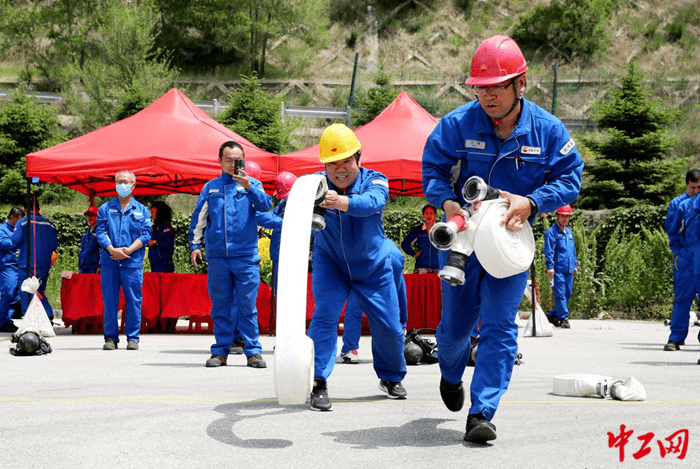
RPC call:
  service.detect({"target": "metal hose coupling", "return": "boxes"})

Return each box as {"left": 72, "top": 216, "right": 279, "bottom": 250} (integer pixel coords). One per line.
{"left": 429, "top": 213, "right": 469, "bottom": 251}
{"left": 462, "top": 175, "right": 500, "bottom": 204}
{"left": 311, "top": 177, "right": 329, "bottom": 231}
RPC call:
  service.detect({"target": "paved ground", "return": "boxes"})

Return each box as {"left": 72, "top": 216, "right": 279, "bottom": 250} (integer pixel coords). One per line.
{"left": 1, "top": 317, "right": 699, "bottom": 469}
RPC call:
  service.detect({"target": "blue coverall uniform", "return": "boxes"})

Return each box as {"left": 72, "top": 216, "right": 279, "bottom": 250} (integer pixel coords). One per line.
{"left": 422, "top": 97, "right": 583, "bottom": 420}
{"left": 0, "top": 221, "right": 20, "bottom": 327}
{"left": 149, "top": 222, "right": 175, "bottom": 273}
{"left": 544, "top": 223, "right": 578, "bottom": 322}
{"left": 401, "top": 223, "right": 440, "bottom": 271}
{"left": 12, "top": 213, "right": 59, "bottom": 319}
{"left": 189, "top": 172, "right": 272, "bottom": 358}
{"left": 78, "top": 226, "right": 101, "bottom": 274}
{"left": 340, "top": 240, "right": 408, "bottom": 355}
{"left": 96, "top": 197, "right": 151, "bottom": 344}
{"left": 666, "top": 194, "right": 700, "bottom": 345}
{"left": 309, "top": 167, "right": 407, "bottom": 383}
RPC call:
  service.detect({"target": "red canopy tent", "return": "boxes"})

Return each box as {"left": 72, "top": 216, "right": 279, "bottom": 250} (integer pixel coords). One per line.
{"left": 26, "top": 88, "right": 279, "bottom": 197}
{"left": 278, "top": 91, "right": 438, "bottom": 197}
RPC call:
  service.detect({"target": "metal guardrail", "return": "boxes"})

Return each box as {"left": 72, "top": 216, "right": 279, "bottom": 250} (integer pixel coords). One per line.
{"left": 1, "top": 89, "right": 595, "bottom": 130}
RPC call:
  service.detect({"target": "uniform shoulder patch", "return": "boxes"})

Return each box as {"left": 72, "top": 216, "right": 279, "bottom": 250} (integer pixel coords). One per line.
{"left": 371, "top": 179, "right": 389, "bottom": 188}
{"left": 465, "top": 139, "right": 486, "bottom": 150}
{"left": 560, "top": 138, "right": 575, "bottom": 155}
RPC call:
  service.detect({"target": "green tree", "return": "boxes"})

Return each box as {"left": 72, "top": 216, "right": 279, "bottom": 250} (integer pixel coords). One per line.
{"left": 61, "top": 0, "right": 176, "bottom": 131}
{"left": 0, "top": 87, "right": 67, "bottom": 205}
{"left": 217, "top": 74, "right": 299, "bottom": 154}
{"left": 512, "top": 0, "right": 616, "bottom": 64}
{"left": 579, "top": 62, "right": 685, "bottom": 209}
{"left": 351, "top": 69, "right": 398, "bottom": 127}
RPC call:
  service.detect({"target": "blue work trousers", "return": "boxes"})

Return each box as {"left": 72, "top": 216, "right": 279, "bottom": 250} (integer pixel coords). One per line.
{"left": 101, "top": 265, "right": 143, "bottom": 343}
{"left": 548, "top": 271, "right": 573, "bottom": 321}
{"left": 207, "top": 256, "right": 262, "bottom": 358}
{"left": 309, "top": 252, "right": 406, "bottom": 383}
{"left": 19, "top": 268, "right": 54, "bottom": 320}
{"left": 669, "top": 252, "right": 698, "bottom": 343}
{"left": 0, "top": 267, "right": 18, "bottom": 326}
{"left": 437, "top": 256, "right": 526, "bottom": 421}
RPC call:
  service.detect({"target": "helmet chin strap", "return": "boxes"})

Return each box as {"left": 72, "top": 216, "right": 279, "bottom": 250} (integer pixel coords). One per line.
{"left": 492, "top": 84, "right": 522, "bottom": 138}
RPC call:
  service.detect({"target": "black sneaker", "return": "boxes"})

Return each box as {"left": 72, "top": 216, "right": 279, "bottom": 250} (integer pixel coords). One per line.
{"left": 310, "top": 378, "right": 332, "bottom": 411}
{"left": 439, "top": 377, "right": 464, "bottom": 412}
{"left": 464, "top": 413, "right": 497, "bottom": 443}
{"left": 664, "top": 340, "right": 680, "bottom": 351}
{"left": 230, "top": 339, "right": 244, "bottom": 355}
{"left": 560, "top": 318, "right": 570, "bottom": 329}
{"left": 548, "top": 316, "right": 560, "bottom": 327}
{"left": 379, "top": 380, "right": 407, "bottom": 399}
{"left": 0, "top": 321, "right": 19, "bottom": 333}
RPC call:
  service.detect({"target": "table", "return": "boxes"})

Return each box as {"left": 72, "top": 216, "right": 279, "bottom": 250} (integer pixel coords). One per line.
{"left": 61, "top": 272, "right": 441, "bottom": 335}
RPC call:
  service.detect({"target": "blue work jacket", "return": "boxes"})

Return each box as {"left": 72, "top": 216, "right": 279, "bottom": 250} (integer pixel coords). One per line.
{"left": 666, "top": 193, "right": 691, "bottom": 257}
{"left": 671, "top": 195, "right": 700, "bottom": 274}
{"left": 544, "top": 224, "right": 577, "bottom": 274}
{"left": 401, "top": 223, "right": 439, "bottom": 270}
{"left": 0, "top": 221, "right": 19, "bottom": 268}
{"left": 149, "top": 222, "right": 175, "bottom": 272}
{"left": 78, "top": 227, "right": 101, "bottom": 273}
{"left": 12, "top": 213, "right": 59, "bottom": 271}
{"left": 422, "top": 98, "right": 583, "bottom": 217}
{"left": 312, "top": 167, "right": 391, "bottom": 279}
{"left": 189, "top": 172, "right": 272, "bottom": 259}
{"left": 256, "top": 198, "right": 286, "bottom": 261}
{"left": 96, "top": 197, "right": 152, "bottom": 268}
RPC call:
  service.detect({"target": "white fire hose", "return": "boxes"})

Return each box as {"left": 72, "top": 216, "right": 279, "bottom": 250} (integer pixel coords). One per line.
{"left": 273, "top": 174, "right": 327, "bottom": 405}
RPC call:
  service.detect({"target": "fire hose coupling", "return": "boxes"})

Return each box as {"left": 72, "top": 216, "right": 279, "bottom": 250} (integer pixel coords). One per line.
{"left": 462, "top": 175, "right": 500, "bottom": 204}
{"left": 311, "top": 177, "right": 329, "bottom": 231}
{"left": 428, "top": 212, "right": 469, "bottom": 251}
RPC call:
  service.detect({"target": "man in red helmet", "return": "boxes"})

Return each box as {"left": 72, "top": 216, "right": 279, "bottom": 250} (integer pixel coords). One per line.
{"left": 544, "top": 205, "right": 578, "bottom": 329}
{"left": 422, "top": 35, "right": 583, "bottom": 443}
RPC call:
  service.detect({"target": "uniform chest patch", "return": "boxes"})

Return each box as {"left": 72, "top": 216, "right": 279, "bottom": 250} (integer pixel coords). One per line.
{"left": 465, "top": 139, "right": 486, "bottom": 150}
{"left": 209, "top": 189, "right": 220, "bottom": 193}
{"left": 521, "top": 146, "right": 541, "bottom": 155}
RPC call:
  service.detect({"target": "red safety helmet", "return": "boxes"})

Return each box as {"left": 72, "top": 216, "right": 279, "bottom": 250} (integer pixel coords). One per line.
{"left": 556, "top": 205, "right": 573, "bottom": 215}
{"left": 465, "top": 35, "right": 528, "bottom": 87}
{"left": 275, "top": 172, "right": 298, "bottom": 199}
{"left": 245, "top": 161, "right": 262, "bottom": 180}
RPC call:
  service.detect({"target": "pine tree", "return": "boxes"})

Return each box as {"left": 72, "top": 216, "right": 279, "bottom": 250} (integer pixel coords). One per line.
{"left": 579, "top": 61, "right": 687, "bottom": 209}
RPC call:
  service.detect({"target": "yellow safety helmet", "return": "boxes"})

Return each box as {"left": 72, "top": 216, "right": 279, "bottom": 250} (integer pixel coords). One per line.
{"left": 318, "top": 123, "right": 361, "bottom": 164}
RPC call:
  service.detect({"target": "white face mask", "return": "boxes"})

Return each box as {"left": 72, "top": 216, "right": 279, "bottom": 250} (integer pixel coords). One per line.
{"left": 116, "top": 183, "right": 133, "bottom": 197}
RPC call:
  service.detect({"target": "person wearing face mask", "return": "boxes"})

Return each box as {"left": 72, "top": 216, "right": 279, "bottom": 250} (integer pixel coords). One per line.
{"left": 307, "top": 123, "right": 407, "bottom": 412}
{"left": 79, "top": 205, "right": 101, "bottom": 274}
{"left": 422, "top": 35, "right": 583, "bottom": 443}
{"left": 189, "top": 141, "right": 272, "bottom": 369}
{"left": 96, "top": 170, "right": 151, "bottom": 351}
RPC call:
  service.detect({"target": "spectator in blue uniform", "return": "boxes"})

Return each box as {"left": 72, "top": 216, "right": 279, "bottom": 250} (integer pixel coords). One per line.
{"left": 96, "top": 170, "right": 151, "bottom": 351}
{"left": 401, "top": 204, "right": 440, "bottom": 273}
{"left": 308, "top": 123, "right": 408, "bottom": 411}
{"left": 544, "top": 205, "right": 578, "bottom": 329}
{"left": 148, "top": 201, "right": 175, "bottom": 273}
{"left": 13, "top": 196, "right": 59, "bottom": 320}
{"left": 189, "top": 141, "right": 271, "bottom": 369}
{"left": 0, "top": 207, "right": 25, "bottom": 332}
{"left": 78, "top": 205, "right": 101, "bottom": 274}
{"left": 663, "top": 169, "right": 700, "bottom": 351}
{"left": 422, "top": 35, "right": 583, "bottom": 443}
{"left": 338, "top": 241, "right": 408, "bottom": 364}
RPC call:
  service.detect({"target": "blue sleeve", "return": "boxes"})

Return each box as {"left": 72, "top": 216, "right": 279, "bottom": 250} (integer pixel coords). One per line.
{"left": 248, "top": 179, "right": 272, "bottom": 212}
{"left": 189, "top": 188, "right": 209, "bottom": 251}
{"left": 256, "top": 210, "right": 283, "bottom": 229}
{"left": 346, "top": 172, "right": 389, "bottom": 217}
{"left": 422, "top": 117, "right": 463, "bottom": 210}
{"left": 136, "top": 206, "right": 152, "bottom": 247}
{"left": 543, "top": 227, "right": 555, "bottom": 270}
{"left": 401, "top": 226, "right": 420, "bottom": 256}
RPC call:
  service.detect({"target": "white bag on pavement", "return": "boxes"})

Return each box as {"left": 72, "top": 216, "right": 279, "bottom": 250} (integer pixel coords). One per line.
{"left": 24, "top": 293, "right": 56, "bottom": 338}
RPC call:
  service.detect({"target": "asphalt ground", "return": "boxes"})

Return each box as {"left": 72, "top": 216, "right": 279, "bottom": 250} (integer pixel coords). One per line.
{"left": 2, "top": 316, "right": 699, "bottom": 469}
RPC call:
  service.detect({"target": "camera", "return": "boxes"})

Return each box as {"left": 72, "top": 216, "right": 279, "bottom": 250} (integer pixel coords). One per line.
{"left": 234, "top": 159, "right": 246, "bottom": 174}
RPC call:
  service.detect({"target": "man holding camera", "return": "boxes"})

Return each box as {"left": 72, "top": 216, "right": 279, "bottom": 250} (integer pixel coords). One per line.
{"left": 189, "top": 141, "right": 271, "bottom": 368}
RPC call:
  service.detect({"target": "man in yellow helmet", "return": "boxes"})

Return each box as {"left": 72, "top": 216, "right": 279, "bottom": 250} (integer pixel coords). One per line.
{"left": 307, "top": 123, "right": 407, "bottom": 411}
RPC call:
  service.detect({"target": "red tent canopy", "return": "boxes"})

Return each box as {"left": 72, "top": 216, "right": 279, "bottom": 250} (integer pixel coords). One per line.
{"left": 279, "top": 91, "right": 438, "bottom": 197}
{"left": 26, "top": 88, "right": 279, "bottom": 197}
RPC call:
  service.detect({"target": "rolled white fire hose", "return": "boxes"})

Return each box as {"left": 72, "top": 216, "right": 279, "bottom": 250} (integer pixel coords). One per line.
{"left": 273, "top": 174, "right": 327, "bottom": 405}
{"left": 472, "top": 198, "right": 535, "bottom": 279}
